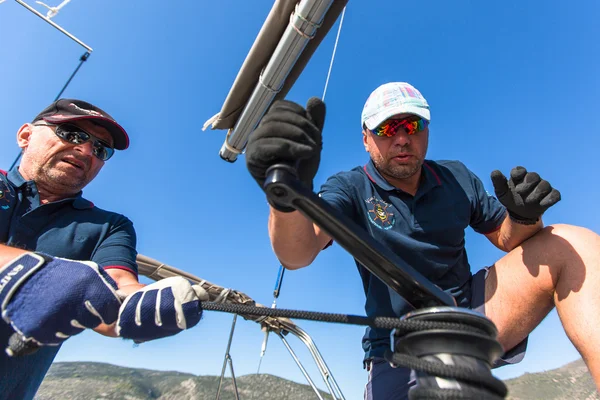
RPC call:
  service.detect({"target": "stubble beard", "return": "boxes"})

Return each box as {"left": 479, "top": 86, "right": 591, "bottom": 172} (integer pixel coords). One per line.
{"left": 44, "top": 165, "right": 88, "bottom": 190}
{"left": 28, "top": 154, "right": 90, "bottom": 193}
{"left": 372, "top": 153, "right": 423, "bottom": 180}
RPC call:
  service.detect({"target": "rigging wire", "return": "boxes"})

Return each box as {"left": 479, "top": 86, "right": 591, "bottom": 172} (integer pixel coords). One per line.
{"left": 215, "top": 315, "right": 241, "bottom": 400}
{"left": 322, "top": 6, "right": 346, "bottom": 101}
{"left": 9, "top": 51, "right": 91, "bottom": 171}
{"left": 256, "top": 265, "right": 286, "bottom": 374}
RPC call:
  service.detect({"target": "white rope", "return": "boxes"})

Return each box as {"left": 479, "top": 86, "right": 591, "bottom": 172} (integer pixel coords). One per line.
{"left": 147, "top": 262, "right": 166, "bottom": 280}
{"left": 222, "top": 130, "right": 243, "bottom": 154}
{"left": 214, "top": 288, "right": 232, "bottom": 303}
{"left": 322, "top": 6, "right": 346, "bottom": 101}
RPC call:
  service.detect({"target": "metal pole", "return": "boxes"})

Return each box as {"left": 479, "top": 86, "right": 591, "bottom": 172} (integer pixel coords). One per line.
{"left": 286, "top": 324, "right": 345, "bottom": 400}
{"left": 278, "top": 332, "right": 325, "bottom": 400}
{"left": 215, "top": 314, "right": 240, "bottom": 400}
{"left": 14, "top": 0, "right": 93, "bottom": 52}
{"left": 227, "top": 355, "right": 240, "bottom": 400}
{"left": 219, "top": 0, "right": 334, "bottom": 162}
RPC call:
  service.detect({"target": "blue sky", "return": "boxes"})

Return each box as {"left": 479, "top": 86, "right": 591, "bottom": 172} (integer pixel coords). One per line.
{"left": 2, "top": 0, "right": 600, "bottom": 398}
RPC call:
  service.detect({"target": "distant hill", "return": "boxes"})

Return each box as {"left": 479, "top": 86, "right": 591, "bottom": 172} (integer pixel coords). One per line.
{"left": 504, "top": 358, "right": 598, "bottom": 400}
{"left": 35, "top": 361, "right": 329, "bottom": 400}
{"left": 35, "top": 359, "right": 598, "bottom": 399}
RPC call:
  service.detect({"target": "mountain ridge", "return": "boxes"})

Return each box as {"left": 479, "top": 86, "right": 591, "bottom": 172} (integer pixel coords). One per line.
{"left": 35, "top": 358, "right": 598, "bottom": 399}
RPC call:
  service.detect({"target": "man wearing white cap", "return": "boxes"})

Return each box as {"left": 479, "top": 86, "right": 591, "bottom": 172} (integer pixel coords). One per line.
{"left": 245, "top": 83, "right": 600, "bottom": 398}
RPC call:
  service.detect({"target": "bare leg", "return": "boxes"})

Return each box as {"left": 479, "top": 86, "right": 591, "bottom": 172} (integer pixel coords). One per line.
{"left": 483, "top": 224, "right": 600, "bottom": 389}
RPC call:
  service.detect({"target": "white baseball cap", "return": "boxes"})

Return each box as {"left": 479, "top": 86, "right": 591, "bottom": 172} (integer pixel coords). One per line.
{"left": 361, "top": 82, "right": 431, "bottom": 130}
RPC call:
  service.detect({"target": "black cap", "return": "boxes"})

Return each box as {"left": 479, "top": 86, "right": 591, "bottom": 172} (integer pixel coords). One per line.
{"left": 32, "top": 99, "right": 129, "bottom": 150}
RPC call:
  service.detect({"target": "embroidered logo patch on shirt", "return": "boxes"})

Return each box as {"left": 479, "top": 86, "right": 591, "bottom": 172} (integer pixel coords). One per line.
{"left": 365, "top": 196, "right": 395, "bottom": 230}
{"left": 0, "top": 180, "right": 15, "bottom": 210}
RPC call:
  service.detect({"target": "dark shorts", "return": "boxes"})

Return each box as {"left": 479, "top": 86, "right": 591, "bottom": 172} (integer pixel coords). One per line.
{"left": 364, "top": 267, "right": 528, "bottom": 400}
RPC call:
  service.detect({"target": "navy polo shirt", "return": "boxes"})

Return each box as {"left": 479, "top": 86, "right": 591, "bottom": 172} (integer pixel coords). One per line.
{"left": 318, "top": 159, "right": 506, "bottom": 360}
{"left": 0, "top": 168, "right": 138, "bottom": 400}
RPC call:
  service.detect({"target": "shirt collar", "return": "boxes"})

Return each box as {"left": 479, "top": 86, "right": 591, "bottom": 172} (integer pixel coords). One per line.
{"left": 7, "top": 168, "right": 27, "bottom": 189}
{"left": 72, "top": 196, "right": 94, "bottom": 209}
{"left": 7, "top": 168, "right": 94, "bottom": 209}
{"left": 363, "top": 159, "right": 442, "bottom": 194}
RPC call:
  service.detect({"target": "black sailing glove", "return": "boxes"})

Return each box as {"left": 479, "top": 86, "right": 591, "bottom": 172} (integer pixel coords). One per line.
{"left": 490, "top": 166, "right": 561, "bottom": 225}
{"left": 246, "top": 97, "right": 326, "bottom": 212}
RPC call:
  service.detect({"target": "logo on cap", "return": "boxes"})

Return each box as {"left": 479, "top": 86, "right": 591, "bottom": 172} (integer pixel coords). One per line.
{"left": 69, "top": 103, "right": 103, "bottom": 117}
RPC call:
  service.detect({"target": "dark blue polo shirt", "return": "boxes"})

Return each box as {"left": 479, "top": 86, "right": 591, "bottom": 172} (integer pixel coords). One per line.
{"left": 318, "top": 159, "right": 506, "bottom": 360}
{"left": 0, "top": 168, "right": 138, "bottom": 400}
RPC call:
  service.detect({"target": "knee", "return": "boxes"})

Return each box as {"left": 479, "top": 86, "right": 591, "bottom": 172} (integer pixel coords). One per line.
{"left": 544, "top": 224, "right": 599, "bottom": 245}
{"left": 536, "top": 224, "right": 600, "bottom": 259}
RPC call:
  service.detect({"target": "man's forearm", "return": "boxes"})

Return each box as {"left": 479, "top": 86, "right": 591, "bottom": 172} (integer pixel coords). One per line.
{"left": 93, "top": 269, "right": 144, "bottom": 338}
{"left": 268, "top": 207, "right": 329, "bottom": 269}
{"left": 497, "top": 216, "right": 544, "bottom": 252}
{"left": 0, "top": 244, "right": 28, "bottom": 267}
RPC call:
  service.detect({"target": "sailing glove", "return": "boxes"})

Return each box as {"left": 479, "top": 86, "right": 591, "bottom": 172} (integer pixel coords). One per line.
{"left": 491, "top": 166, "right": 561, "bottom": 225}
{"left": 246, "top": 97, "right": 326, "bottom": 212}
{"left": 0, "top": 253, "right": 122, "bottom": 356}
{"left": 116, "top": 277, "right": 208, "bottom": 342}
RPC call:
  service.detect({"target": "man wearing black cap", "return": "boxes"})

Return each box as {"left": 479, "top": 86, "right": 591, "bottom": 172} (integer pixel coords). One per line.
{"left": 0, "top": 99, "right": 205, "bottom": 400}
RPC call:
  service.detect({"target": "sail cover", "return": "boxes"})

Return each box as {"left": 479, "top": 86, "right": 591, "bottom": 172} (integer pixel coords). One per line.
{"left": 206, "top": 0, "right": 348, "bottom": 131}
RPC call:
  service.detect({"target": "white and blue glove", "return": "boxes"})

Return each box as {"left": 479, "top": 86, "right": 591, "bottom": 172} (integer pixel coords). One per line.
{"left": 0, "top": 253, "right": 122, "bottom": 355}
{"left": 116, "top": 277, "right": 207, "bottom": 342}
